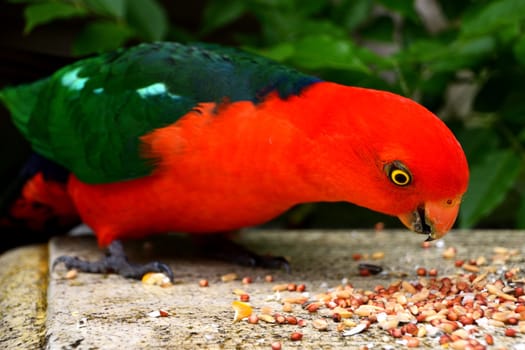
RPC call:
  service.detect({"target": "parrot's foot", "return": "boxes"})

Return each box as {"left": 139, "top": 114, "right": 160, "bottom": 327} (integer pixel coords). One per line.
{"left": 53, "top": 240, "right": 174, "bottom": 281}
{"left": 201, "top": 235, "right": 291, "bottom": 273}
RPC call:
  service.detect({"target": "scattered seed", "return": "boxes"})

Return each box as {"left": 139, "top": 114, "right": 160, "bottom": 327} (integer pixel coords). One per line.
{"left": 486, "top": 284, "right": 517, "bottom": 301}
{"left": 305, "top": 303, "right": 320, "bottom": 313}
{"left": 389, "top": 328, "right": 403, "bottom": 338}
{"left": 371, "top": 251, "right": 385, "bottom": 260}
{"left": 442, "top": 247, "right": 457, "bottom": 259}
{"left": 216, "top": 245, "right": 525, "bottom": 347}
{"left": 242, "top": 276, "right": 252, "bottom": 284}
{"left": 343, "top": 322, "right": 368, "bottom": 336}
{"left": 493, "top": 247, "right": 508, "bottom": 254}
{"left": 312, "top": 318, "right": 329, "bottom": 331}
{"left": 198, "top": 279, "right": 209, "bottom": 287}
{"left": 332, "top": 306, "right": 352, "bottom": 318}
{"left": 505, "top": 328, "right": 517, "bottom": 337}
{"left": 374, "top": 222, "right": 384, "bottom": 231}
{"left": 462, "top": 263, "right": 480, "bottom": 273}
{"left": 147, "top": 310, "right": 161, "bottom": 318}
{"left": 141, "top": 272, "right": 172, "bottom": 287}
{"left": 352, "top": 253, "right": 363, "bottom": 261}
{"left": 417, "top": 325, "right": 426, "bottom": 337}
{"left": 406, "top": 337, "right": 420, "bottom": 348}
{"left": 290, "top": 332, "right": 303, "bottom": 341}
{"left": 65, "top": 269, "right": 78, "bottom": 279}
{"left": 274, "top": 313, "right": 286, "bottom": 324}
{"left": 354, "top": 304, "right": 384, "bottom": 317}
{"left": 471, "top": 271, "right": 488, "bottom": 285}
{"left": 286, "top": 315, "right": 298, "bottom": 325}
{"left": 270, "top": 341, "right": 281, "bottom": 350}
{"left": 247, "top": 314, "right": 258, "bottom": 324}
{"left": 159, "top": 309, "right": 169, "bottom": 317}
{"left": 282, "top": 296, "right": 308, "bottom": 304}
{"left": 402, "top": 281, "right": 417, "bottom": 294}
{"left": 221, "top": 273, "right": 238, "bottom": 282}
{"left": 416, "top": 267, "right": 427, "bottom": 276}
{"left": 260, "top": 306, "right": 273, "bottom": 315}
{"left": 231, "top": 301, "right": 252, "bottom": 322}
{"left": 258, "top": 314, "right": 276, "bottom": 323}
{"left": 265, "top": 275, "right": 274, "bottom": 283}
{"left": 476, "top": 256, "right": 487, "bottom": 266}
{"left": 282, "top": 303, "right": 293, "bottom": 313}
{"left": 272, "top": 284, "right": 289, "bottom": 292}
{"left": 449, "top": 339, "right": 469, "bottom": 350}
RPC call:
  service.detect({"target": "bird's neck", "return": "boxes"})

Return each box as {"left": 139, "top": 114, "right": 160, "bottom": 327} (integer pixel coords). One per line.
{"left": 142, "top": 82, "right": 375, "bottom": 209}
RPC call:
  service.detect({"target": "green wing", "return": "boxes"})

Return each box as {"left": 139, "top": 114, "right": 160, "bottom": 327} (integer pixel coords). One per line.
{"left": 0, "top": 42, "right": 318, "bottom": 184}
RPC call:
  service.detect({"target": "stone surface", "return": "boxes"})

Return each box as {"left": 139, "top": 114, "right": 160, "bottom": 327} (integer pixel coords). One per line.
{"left": 0, "top": 244, "right": 48, "bottom": 349}
{"left": 2, "top": 230, "right": 525, "bottom": 349}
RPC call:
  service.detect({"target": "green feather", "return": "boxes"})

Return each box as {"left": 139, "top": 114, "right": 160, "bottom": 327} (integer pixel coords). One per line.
{"left": 0, "top": 42, "right": 319, "bottom": 184}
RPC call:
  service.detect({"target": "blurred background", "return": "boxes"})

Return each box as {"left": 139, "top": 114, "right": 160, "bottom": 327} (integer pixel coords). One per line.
{"left": 0, "top": 0, "right": 524, "bottom": 231}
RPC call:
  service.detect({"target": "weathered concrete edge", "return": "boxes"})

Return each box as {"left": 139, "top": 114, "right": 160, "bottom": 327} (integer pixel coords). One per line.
{"left": 0, "top": 244, "right": 49, "bottom": 349}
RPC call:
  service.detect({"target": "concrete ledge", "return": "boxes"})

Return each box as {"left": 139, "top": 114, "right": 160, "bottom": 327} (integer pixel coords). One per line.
{"left": 0, "top": 244, "right": 48, "bottom": 349}
{"left": 2, "top": 230, "right": 525, "bottom": 349}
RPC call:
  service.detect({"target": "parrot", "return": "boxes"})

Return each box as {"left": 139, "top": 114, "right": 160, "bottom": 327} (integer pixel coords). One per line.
{"left": 0, "top": 42, "right": 469, "bottom": 280}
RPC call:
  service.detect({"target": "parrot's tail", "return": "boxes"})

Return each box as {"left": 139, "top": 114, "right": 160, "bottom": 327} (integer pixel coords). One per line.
{"left": 0, "top": 154, "right": 80, "bottom": 252}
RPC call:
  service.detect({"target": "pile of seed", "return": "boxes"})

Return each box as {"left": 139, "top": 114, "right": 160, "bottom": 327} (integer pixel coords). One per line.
{"left": 225, "top": 246, "right": 524, "bottom": 349}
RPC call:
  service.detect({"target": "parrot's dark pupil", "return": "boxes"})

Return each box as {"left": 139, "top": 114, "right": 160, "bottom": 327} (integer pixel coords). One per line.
{"left": 395, "top": 173, "right": 407, "bottom": 183}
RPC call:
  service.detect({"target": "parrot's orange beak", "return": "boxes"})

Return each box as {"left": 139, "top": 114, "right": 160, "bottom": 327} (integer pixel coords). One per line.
{"left": 397, "top": 196, "right": 462, "bottom": 241}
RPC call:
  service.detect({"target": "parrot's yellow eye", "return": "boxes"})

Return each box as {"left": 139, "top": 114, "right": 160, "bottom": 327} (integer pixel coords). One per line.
{"left": 386, "top": 162, "right": 412, "bottom": 186}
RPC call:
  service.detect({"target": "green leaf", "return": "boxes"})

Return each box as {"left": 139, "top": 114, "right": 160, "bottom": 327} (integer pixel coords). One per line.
{"left": 435, "top": 36, "right": 496, "bottom": 71}
{"left": 289, "top": 35, "right": 370, "bottom": 72}
{"left": 201, "top": 0, "right": 246, "bottom": 35}
{"left": 501, "top": 90, "right": 525, "bottom": 124}
{"left": 85, "top": 0, "right": 126, "bottom": 18}
{"left": 459, "top": 149, "right": 522, "bottom": 228}
{"left": 360, "top": 16, "right": 394, "bottom": 42}
{"left": 7, "top": 0, "right": 42, "bottom": 3}
{"left": 296, "top": 20, "right": 347, "bottom": 38}
{"left": 23, "top": 2, "right": 87, "bottom": 33}
{"left": 249, "top": 43, "right": 295, "bottom": 62}
{"left": 333, "top": 0, "right": 373, "bottom": 31}
{"left": 513, "top": 34, "right": 525, "bottom": 66}
{"left": 126, "top": 0, "right": 167, "bottom": 41}
{"left": 460, "top": 0, "right": 525, "bottom": 39}
{"left": 377, "top": 0, "right": 418, "bottom": 21}
{"left": 456, "top": 128, "right": 500, "bottom": 166}
{"left": 72, "top": 21, "right": 133, "bottom": 56}
{"left": 402, "top": 36, "right": 495, "bottom": 72}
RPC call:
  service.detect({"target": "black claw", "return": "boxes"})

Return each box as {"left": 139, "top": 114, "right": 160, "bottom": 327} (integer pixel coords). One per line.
{"left": 256, "top": 255, "right": 291, "bottom": 273}
{"left": 52, "top": 240, "right": 174, "bottom": 281}
{"left": 200, "top": 235, "right": 291, "bottom": 272}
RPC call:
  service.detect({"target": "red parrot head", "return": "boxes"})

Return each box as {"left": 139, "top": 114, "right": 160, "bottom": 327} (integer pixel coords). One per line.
{"left": 299, "top": 83, "right": 469, "bottom": 240}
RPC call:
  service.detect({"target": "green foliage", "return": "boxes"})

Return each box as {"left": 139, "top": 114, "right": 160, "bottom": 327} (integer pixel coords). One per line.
{"left": 11, "top": 0, "right": 168, "bottom": 55}
{"left": 11, "top": 0, "right": 525, "bottom": 228}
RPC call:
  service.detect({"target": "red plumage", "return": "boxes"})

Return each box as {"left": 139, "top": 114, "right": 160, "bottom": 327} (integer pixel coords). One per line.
{"left": 66, "top": 82, "right": 468, "bottom": 246}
